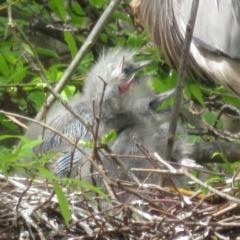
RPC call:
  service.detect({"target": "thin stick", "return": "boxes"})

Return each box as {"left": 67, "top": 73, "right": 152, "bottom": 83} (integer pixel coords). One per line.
{"left": 165, "top": 0, "right": 199, "bottom": 160}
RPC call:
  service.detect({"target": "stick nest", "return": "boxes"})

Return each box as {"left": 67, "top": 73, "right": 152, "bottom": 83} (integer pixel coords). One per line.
{"left": 1, "top": 173, "right": 240, "bottom": 240}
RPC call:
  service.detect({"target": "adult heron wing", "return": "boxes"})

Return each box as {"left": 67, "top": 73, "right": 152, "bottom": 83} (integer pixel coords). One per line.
{"left": 182, "top": 0, "right": 240, "bottom": 60}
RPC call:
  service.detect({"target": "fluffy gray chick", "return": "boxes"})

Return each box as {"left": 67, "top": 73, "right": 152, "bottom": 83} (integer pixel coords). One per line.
{"left": 104, "top": 86, "right": 194, "bottom": 191}
{"left": 26, "top": 48, "right": 151, "bottom": 178}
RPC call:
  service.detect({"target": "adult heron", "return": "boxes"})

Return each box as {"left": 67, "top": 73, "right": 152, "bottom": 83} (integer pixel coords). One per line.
{"left": 131, "top": 0, "right": 240, "bottom": 96}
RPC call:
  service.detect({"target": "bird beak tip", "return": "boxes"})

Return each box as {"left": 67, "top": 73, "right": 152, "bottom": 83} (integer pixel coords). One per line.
{"left": 112, "top": 56, "right": 125, "bottom": 77}
{"left": 159, "top": 88, "right": 176, "bottom": 101}
{"left": 132, "top": 59, "right": 153, "bottom": 72}
{"left": 150, "top": 88, "right": 176, "bottom": 112}
{"left": 118, "top": 74, "right": 136, "bottom": 94}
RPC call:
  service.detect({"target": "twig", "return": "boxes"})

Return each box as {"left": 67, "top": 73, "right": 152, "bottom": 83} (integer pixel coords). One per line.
{"left": 165, "top": 0, "right": 199, "bottom": 159}
{"left": 14, "top": 179, "right": 33, "bottom": 223}
{"left": 102, "top": 146, "right": 141, "bottom": 185}
{"left": 153, "top": 152, "right": 240, "bottom": 204}
{"left": 91, "top": 78, "right": 118, "bottom": 203}
{"left": 189, "top": 102, "right": 238, "bottom": 142}
{"left": 66, "top": 139, "right": 79, "bottom": 178}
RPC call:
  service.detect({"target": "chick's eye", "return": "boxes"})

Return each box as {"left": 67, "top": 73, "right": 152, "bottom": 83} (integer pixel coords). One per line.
{"left": 148, "top": 100, "right": 157, "bottom": 110}
{"left": 123, "top": 64, "right": 134, "bottom": 75}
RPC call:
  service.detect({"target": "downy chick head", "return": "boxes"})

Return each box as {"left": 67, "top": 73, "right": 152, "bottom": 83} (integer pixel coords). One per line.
{"left": 125, "top": 86, "right": 193, "bottom": 160}
{"left": 84, "top": 48, "right": 151, "bottom": 131}
{"left": 127, "top": 85, "right": 176, "bottom": 124}
{"left": 84, "top": 48, "right": 149, "bottom": 101}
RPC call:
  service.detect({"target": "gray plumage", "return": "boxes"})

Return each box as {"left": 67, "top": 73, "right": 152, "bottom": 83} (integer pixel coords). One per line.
{"left": 26, "top": 95, "right": 92, "bottom": 178}
{"left": 25, "top": 47, "right": 194, "bottom": 191}
{"left": 104, "top": 87, "right": 193, "bottom": 189}
{"left": 26, "top": 48, "right": 151, "bottom": 178}
{"left": 131, "top": 0, "right": 240, "bottom": 96}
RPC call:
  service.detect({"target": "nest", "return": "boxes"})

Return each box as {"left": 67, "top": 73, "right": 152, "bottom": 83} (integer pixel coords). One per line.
{"left": 1, "top": 169, "right": 240, "bottom": 240}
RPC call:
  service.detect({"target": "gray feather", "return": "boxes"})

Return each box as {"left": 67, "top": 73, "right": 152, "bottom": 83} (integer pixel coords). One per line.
{"left": 182, "top": 0, "right": 240, "bottom": 60}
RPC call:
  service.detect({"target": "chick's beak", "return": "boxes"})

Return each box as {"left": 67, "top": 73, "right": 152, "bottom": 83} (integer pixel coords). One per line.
{"left": 118, "top": 74, "right": 136, "bottom": 94}
{"left": 149, "top": 88, "right": 176, "bottom": 111}
{"left": 124, "top": 60, "right": 152, "bottom": 75}
{"left": 117, "top": 58, "right": 153, "bottom": 95}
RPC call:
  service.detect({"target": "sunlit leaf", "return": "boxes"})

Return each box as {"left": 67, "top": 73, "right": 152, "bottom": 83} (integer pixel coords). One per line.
{"left": 189, "top": 84, "right": 205, "bottom": 106}
{"left": 203, "top": 112, "right": 216, "bottom": 126}
{"left": 101, "top": 129, "right": 117, "bottom": 144}
{"left": 212, "top": 152, "right": 233, "bottom": 174}
{"left": 0, "top": 54, "right": 9, "bottom": 78}
{"left": 64, "top": 32, "right": 78, "bottom": 57}
{"left": 50, "top": 0, "right": 67, "bottom": 22}
{"left": 126, "top": 33, "right": 142, "bottom": 48}
{"left": 53, "top": 182, "right": 70, "bottom": 227}
{"left": 90, "top": 0, "right": 106, "bottom": 7}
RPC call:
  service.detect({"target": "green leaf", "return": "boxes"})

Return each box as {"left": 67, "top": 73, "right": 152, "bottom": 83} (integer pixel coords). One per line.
{"left": 35, "top": 47, "right": 59, "bottom": 58}
{"left": 0, "top": 134, "right": 30, "bottom": 143}
{"left": 126, "top": 33, "right": 142, "bottom": 48}
{"left": 189, "top": 84, "right": 205, "bottom": 106}
{"left": 77, "top": 52, "right": 94, "bottom": 74}
{"left": 28, "top": 91, "right": 46, "bottom": 110}
{"left": 188, "top": 135, "right": 201, "bottom": 143}
{"left": 53, "top": 182, "right": 70, "bottom": 227}
{"left": 37, "top": 167, "right": 58, "bottom": 180}
{"left": 204, "top": 175, "right": 224, "bottom": 186}
{"left": 6, "top": 66, "right": 28, "bottom": 83}
{"left": 101, "top": 129, "right": 117, "bottom": 144}
{"left": 79, "top": 140, "right": 93, "bottom": 148}
{"left": 203, "top": 112, "right": 216, "bottom": 126}
{"left": 212, "top": 152, "right": 233, "bottom": 174}
{"left": 165, "top": 71, "right": 178, "bottom": 88}
{"left": 20, "top": 139, "right": 43, "bottom": 151}
{"left": 112, "top": 12, "right": 132, "bottom": 23}
{"left": 0, "top": 54, "right": 9, "bottom": 78}
{"left": 0, "top": 75, "right": 7, "bottom": 84}
{"left": 90, "top": 0, "right": 106, "bottom": 8}
{"left": 0, "top": 115, "right": 18, "bottom": 131}
{"left": 151, "top": 77, "right": 166, "bottom": 92}
{"left": 62, "top": 85, "right": 76, "bottom": 98}
{"left": 3, "top": 53, "right": 17, "bottom": 65}
{"left": 49, "top": 63, "right": 69, "bottom": 71}
{"left": 49, "top": 0, "right": 67, "bottom": 22}
{"left": 64, "top": 32, "right": 78, "bottom": 57}
{"left": 60, "top": 178, "right": 108, "bottom": 200}
{"left": 60, "top": 89, "right": 69, "bottom": 101}
{"left": 22, "top": 43, "right": 34, "bottom": 57}
{"left": 100, "top": 33, "right": 108, "bottom": 43}
{"left": 69, "top": 3, "right": 84, "bottom": 25}
{"left": 222, "top": 95, "right": 240, "bottom": 108}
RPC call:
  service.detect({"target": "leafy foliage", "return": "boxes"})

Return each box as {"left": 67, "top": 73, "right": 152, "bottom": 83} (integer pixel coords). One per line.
{"left": 1, "top": 0, "right": 240, "bottom": 232}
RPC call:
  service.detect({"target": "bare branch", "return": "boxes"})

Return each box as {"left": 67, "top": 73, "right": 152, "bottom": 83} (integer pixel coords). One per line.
{"left": 165, "top": 0, "right": 199, "bottom": 159}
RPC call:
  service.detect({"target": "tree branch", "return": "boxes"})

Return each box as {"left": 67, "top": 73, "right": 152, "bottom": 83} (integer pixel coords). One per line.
{"left": 165, "top": 0, "right": 199, "bottom": 159}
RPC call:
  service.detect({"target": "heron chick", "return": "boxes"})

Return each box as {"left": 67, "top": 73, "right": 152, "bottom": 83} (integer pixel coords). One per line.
{"left": 25, "top": 48, "right": 151, "bottom": 178}
{"left": 105, "top": 86, "right": 194, "bottom": 191}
